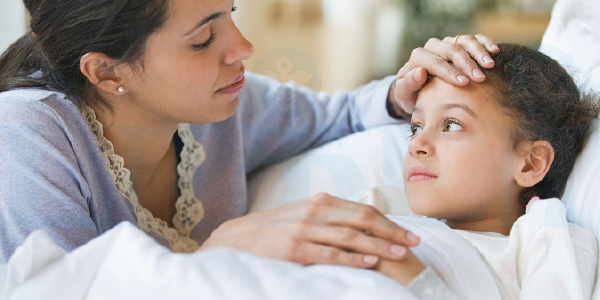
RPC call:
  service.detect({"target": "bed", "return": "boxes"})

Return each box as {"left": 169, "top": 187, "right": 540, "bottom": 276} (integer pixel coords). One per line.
{"left": 1, "top": 0, "right": 599, "bottom": 299}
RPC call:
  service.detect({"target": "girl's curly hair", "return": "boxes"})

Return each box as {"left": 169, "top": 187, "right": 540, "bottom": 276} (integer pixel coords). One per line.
{"left": 484, "top": 43, "right": 599, "bottom": 208}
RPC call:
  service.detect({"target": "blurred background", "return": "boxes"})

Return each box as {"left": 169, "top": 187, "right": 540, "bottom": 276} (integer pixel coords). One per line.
{"left": 0, "top": 0, "right": 555, "bottom": 92}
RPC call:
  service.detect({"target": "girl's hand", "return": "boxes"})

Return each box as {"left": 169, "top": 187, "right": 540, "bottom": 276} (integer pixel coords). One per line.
{"left": 389, "top": 34, "right": 501, "bottom": 116}
{"left": 375, "top": 248, "right": 426, "bottom": 286}
{"left": 201, "top": 193, "right": 420, "bottom": 268}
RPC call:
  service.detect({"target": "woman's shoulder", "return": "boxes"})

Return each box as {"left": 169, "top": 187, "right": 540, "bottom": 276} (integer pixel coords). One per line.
{"left": 0, "top": 88, "right": 70, "bottom": 103}
{"left": 0, "top": 88, "right": 83, "bottom": 125}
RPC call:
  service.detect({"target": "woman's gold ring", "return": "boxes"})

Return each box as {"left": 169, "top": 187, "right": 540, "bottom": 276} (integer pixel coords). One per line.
{"left": 454, "top": 35, "right": 462, "bottom": 44}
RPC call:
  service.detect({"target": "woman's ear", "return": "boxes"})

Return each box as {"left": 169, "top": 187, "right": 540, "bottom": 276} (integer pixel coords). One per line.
{"left": 514, "top": 141, "right": 555, "bottom": 187}
{"left": 79, "top": 52, "right": 126, "bottom": 95}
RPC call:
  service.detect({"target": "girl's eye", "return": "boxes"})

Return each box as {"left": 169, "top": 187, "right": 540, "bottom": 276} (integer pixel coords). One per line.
{"left": 192, "top": 33, "right": 215, "bottom": 51}
{"left": 410, "top": 124, "right": 423, "bottom": 137}
{"left": 443, "top": 119, "right": 463, "bottom": 132}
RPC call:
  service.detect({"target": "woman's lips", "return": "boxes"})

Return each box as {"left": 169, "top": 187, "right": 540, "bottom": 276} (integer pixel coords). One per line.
{"left": 407, "top": 166, "right": 438, "bottom": 182}
{"left": 217, "top": 75, "right": 245, "bottom": 94}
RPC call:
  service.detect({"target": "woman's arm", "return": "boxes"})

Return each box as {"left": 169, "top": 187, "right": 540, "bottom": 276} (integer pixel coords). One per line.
{"left": 239, "top": 72, "right": 399, "bottom": 172}
{"left": 0, "top": 95, "right": 99, "bottom": 262}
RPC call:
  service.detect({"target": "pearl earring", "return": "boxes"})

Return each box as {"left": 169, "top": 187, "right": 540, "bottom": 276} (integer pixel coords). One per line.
{"left": 117, "top": 86, "right": 124, "bottom": 93}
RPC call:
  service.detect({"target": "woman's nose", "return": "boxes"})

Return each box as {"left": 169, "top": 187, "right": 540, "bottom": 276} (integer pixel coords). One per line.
{"left": 223, "top": 23, "right": 255, "bottom": 65}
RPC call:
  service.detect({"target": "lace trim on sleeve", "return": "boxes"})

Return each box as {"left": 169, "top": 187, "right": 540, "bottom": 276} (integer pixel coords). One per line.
{"left": 81, "top": 103, "right": 204, "bottom": 253}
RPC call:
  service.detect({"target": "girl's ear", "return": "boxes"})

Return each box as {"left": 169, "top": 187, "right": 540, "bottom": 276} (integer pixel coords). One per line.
{"left": 79, "top": 52, "right": 127, "bottom": 96}
{"left": 514, "top": 141, "right": 555, "bottom": 188}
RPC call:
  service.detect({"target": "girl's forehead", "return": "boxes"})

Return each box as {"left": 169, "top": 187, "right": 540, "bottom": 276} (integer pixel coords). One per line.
{"left": 415, "top": 77, "right": 513, "bottom": 123}
{"left": 416, "top": 77, "right": 491, "bottom": 110}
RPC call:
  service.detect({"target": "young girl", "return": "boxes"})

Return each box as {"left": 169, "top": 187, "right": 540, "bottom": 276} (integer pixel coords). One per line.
{"left": 373, "top": 43, "right": 599, "bottom": 298}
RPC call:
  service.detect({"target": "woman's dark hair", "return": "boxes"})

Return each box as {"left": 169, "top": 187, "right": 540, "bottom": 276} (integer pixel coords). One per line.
{"left": 0, "top": 0, "right": 169, "bottom": 109}
{"left": 484, "top": 43, "right": 600, "bottom": 209}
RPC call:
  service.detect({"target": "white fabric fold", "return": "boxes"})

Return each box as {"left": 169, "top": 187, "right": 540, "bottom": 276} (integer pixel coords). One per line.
{"left": 0, "top": 219, "right": 505, "bottom": 300}
{"left": 1, "top": 223, "right": 415, "bottom": 300}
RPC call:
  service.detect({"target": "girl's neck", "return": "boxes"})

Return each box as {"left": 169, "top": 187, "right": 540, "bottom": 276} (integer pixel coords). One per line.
{"left": 445, "top": 206, "right": 524, "bottom": 236}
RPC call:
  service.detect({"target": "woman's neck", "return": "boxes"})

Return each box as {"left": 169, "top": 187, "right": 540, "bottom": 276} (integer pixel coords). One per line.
{"left": 89, "top": 100, "right": 179, "bottom": 185}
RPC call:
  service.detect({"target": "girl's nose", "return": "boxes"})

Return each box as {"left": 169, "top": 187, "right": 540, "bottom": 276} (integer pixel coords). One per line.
{"left": 408, "top": 131, "right": 434, "bottom": 157}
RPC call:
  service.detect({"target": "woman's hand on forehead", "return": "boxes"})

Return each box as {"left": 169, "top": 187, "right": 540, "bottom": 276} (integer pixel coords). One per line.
{"left": 388, "top": 34, "right": 500, "bottom": 117}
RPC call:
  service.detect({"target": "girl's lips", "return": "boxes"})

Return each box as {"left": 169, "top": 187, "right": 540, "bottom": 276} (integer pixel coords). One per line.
{"left": 407, "top": 166, "right": 438, "bottom": 182}
{"left": 217, "top": 75, "right": 245, "bottom": 94}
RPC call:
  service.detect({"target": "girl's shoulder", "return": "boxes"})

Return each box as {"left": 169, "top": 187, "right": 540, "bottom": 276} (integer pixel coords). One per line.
{"left": 516, "top": 197, "right": 596, "bottom": 250}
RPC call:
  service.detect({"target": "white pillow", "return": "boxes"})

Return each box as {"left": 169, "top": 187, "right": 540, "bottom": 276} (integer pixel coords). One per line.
{"left": 540, "top": 0, "right": 600, "bottom": 236}
{"left": 539, "top": 1, "right": 600, "bottom": 297}
{"left": 248, "top": 124, "right": 411, "bottom": 212}
{"left": 561, "top": 120, "right": 600, "bottom": 300}
{"left": 562, "top": 120, "right": 600, "bottom": 236}
{"left": 539, "top": 0, "right": 600, "bottom": 98}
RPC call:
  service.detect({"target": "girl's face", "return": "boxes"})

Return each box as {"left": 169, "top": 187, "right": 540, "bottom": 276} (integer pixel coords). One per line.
{"left": 118, "top": 0, "right": 254, "bottom": 126}
{"left": 403, "top": 77, "right": 524, "bottom": 232}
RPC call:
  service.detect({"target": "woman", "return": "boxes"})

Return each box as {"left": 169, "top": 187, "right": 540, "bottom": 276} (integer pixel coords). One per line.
{"left": 0, "top": 0, "right": 498, "bottom": 265}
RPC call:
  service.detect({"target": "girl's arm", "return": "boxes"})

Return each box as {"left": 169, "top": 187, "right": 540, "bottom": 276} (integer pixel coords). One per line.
{"left": 376, "top": 248, "right": 458, "bottom": 299}
{"left": 517, "top": 199, "right": 597, "bottom": 299}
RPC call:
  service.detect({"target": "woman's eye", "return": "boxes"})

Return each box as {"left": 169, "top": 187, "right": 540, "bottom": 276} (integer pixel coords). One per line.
{"left": 443, "top": 120, "right": 463, "bottom": 132}
{"left": 410, "top": 124, "right": 423, "bottom": 137}
{"left": 192, "top": 33, "right": 215, "bottom": 51}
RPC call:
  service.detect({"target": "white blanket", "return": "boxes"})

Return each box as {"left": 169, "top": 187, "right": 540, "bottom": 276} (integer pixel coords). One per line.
{"left": 0, "top": 220, "right": 501, "bottom": 300}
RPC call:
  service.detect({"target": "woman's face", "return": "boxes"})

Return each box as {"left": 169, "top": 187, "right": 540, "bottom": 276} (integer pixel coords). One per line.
{"left": 118, "top": 0, "right": 254, "bottom": 126}
{"left": 403, "top": 77, "right": 524, "bottom": 232}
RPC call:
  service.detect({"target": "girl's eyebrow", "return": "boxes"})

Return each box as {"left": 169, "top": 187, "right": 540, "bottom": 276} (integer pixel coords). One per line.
{"left": 440, "top": 103, "right": 478, "bottom": 119}
{"left": 411, "top": 103, "right": 478, "bottom": 119}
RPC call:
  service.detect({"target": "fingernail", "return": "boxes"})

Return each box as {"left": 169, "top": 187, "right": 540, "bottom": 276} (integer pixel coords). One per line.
{"left": 406, "top": 231, "right": 420, "bottom": 244}
{"left": 364, "top": 255, "right": 379, "bottom": 265}
{"left": 456, "top": 75, "right": 469, "bottom": 83}
{"left": 483, "top": 55, "right": 494, "bottom": 64}
{"left": 472, "top": 68, "right": 485, "bottom": 78}
{"left": 390, "top": 245, "right": 406, "bottom": 257}
{"left": 491, "top": 44, "right": 499, "bottom": 50}
{"left": 412, "top": 67, "right": 423, "bottom": 82}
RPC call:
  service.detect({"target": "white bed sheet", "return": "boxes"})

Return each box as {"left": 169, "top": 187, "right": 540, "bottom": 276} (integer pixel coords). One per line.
{"left": 0, "top": 221, "right": 502, "bottom": 300}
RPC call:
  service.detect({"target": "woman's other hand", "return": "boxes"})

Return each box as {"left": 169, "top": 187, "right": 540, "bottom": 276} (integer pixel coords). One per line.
{"left": 389, "top": 34, "right": 500, "bottom": 116}
{"left": 201, "top": 193, "right": 420, "bottom": 268}
{"left": 375, "top": 248, "right": 426, "bottom": 286}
